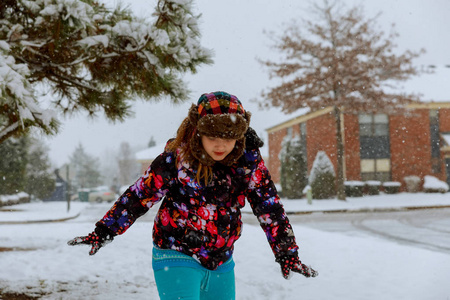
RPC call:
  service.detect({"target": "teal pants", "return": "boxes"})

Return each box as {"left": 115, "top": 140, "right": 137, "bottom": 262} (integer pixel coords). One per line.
{"left": 152, "top": 247, "right": 235, "bottom": 300}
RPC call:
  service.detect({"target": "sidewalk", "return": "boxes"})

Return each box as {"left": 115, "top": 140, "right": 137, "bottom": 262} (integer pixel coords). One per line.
{"left": 0, "top": 193, "right": 449, "bottom": 224}
{"left": 242, "top": 192, "right": 450, "bottom": 214}
{"left": 0, "top": 201, "right": 89, "bottom": 224}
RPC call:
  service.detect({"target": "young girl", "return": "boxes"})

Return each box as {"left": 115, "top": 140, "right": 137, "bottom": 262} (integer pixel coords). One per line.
{"left": 68, "top": 91, "right": 318, "bottom": 299}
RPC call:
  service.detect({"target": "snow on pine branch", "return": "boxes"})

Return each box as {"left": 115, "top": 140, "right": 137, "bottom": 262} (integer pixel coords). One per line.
{"left": 81, "top": 21, "right": 170, "bottom": 53}
{"left": 155, "top": 0, "right": 213, "bottom": 65}
{"left": 23, "top": 0, "right": 95, "bottom": 27}
{"left": 78, "top": 35, "right": 110, "bottom": 49}
{"left": 77, "top": 0, "right": 211, "bottom": 69}
{"left": 0, "top": 0, "right": 212, "bottom": 142}
{"left": 0, "top": 44, "right": 56, "bottom": 140}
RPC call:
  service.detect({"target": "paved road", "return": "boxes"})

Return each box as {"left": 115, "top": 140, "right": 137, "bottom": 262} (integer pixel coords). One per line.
{"left": 278, "top": 208, "right": 450, "bottom": 254}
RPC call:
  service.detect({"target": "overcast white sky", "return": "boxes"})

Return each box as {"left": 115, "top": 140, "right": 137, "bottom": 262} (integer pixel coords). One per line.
{"left": 43, "top": 0, "right": 450, "bottom": 167}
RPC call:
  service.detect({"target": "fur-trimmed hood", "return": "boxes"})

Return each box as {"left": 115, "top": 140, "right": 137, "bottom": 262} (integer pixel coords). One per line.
{"left": 188, "top": 92, "right": 252, "bottom": 166}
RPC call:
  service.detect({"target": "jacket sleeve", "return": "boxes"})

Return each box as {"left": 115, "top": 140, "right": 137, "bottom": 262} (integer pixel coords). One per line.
{"left": 244, "top": 149, "right": 299, "bottom": 259}
{"left": 95, "top": 150, "right": 177, "bottom": 235}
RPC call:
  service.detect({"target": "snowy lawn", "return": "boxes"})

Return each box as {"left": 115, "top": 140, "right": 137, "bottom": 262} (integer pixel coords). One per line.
{"left": 0, "top": 194, "right": 449, "bottom": 299}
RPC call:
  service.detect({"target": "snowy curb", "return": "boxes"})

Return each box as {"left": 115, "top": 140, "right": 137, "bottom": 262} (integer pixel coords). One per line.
{"left": 284, "top": 204, "right": 450, "bottom": 215}
{"left": 0, "top": 213, "right": 81, "bottom": 225}
{"left": 241, "top": 204, "right": 450, "bottom": 216}
{"left": 0, "top": 201, "right": 88, "bottom": 225}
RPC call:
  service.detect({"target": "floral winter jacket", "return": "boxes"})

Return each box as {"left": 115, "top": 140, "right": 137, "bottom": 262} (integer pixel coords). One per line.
{"left": 96, "top": 141, "right": 299, "bottom": 270}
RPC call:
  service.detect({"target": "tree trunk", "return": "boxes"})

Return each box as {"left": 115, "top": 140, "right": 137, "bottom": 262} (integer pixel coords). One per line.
{"left": 334, "top": 106, "right": 346, "bottom": 200}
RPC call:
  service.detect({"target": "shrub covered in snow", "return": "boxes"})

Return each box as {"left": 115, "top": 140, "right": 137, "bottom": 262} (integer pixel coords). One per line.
{"left": 0, "top": 192, "right": 29, "bottom": 207}
{"left": 279, "top": 135, "right": 307, "bottom": 199}
{"left": 403, "top": 175, "right": 421, "bottom": 193}
{"left": 423, "top": 175, "right": 449, "bottom": 193}
{"left": 382, "top": 181, "right": 401, "bottom": 194}
{"left": 310, "top": 151, "right": 336, "bottom": 199}
{"left": 364, "top": 180, "right": 381, "bottom": 195}
{"left": 344, "top": 181, "right": 364, "bottom": 197}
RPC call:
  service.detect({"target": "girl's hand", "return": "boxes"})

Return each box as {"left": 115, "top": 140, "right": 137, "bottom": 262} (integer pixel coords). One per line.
{"left": 276, "top": 255, "right": 318, "bottom": 279}
{"left": 67, "top": 228, "right": 113, "bottom": 255}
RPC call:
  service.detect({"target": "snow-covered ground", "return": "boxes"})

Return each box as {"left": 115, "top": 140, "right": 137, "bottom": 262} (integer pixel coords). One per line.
{"left": 0, "top": 201, "right": 86, "bottom": 224}
{"left": 1, "top": 193, "right": 449, "bottom": 299}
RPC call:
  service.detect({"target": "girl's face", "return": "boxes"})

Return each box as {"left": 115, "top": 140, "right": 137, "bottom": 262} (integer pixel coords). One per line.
{"left": 201, "top": 136, "right": 237, "bottom": 162}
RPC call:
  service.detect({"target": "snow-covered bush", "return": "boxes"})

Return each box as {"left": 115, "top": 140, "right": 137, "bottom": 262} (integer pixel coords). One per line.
{"left": 403, "top": 175, "right": 421, "bottom": 193}
{"left": 423, "top": 175, "right": 449, "bottom": 193}
{"left": 279, "top": 135, "right": 307, "bottom": 199}
{"left": 309, "top": 151, "right": 336, "bottom": 199}
{"left": 382, "top": 181, "right": 401, "bottom": 194}
{"left": 344, "top": 181, "right": 364, "bottom": 197}
{"left": 364, "top": 180, "right": 381, "bottom": 195}
{"left": 0, "top": 192, "right": 30, "bottom": 207}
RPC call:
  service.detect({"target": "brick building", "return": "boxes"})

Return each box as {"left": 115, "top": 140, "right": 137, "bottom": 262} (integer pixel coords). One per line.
{"left": 266, "top": 103, "right": 450, "bottom": 190}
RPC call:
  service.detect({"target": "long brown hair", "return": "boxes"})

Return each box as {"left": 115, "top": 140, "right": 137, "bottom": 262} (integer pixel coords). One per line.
{"left": 166, "top": 117, "right": 212, "bottom": 185}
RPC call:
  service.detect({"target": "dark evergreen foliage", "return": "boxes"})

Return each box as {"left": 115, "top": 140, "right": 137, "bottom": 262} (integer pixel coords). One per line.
{"left": 0, "top": 0, "right": 212, "bottom": 143}
{"left": 280, "top": 137, "right": 308, "bottom": 199}
{"left": 0, "top": 135, "right": 54, "bottom": 199}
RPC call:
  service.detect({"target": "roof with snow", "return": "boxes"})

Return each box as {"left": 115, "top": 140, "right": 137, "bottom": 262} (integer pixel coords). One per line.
{"left": 443, "top": 134, "right": 450, "bottom": 145}
{"left": 442, "top": 133, "right": 450, "bottom": 152}
{"left": 135, "top": 144, "right": 164, "bottom": 161}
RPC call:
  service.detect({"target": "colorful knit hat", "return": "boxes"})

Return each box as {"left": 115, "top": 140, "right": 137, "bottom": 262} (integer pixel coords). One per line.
{"left": 188, "top": 91, "right": 251, "bottom": 166}
{"left": 197, "top": 91, "right": 246, "bottom": 117}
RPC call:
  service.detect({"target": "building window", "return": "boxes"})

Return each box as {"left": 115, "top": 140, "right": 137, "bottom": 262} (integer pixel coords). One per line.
{"left": 360, "top": 158, "right": 391, "bottom": 181}
{"left": 359, "top": 113, "right": 391, "bottom": 181}
{"left": 430, "top": 110, "right": 441, "bottom": 173}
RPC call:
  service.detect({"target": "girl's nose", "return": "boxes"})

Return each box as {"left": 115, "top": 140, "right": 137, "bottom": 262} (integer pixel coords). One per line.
{"left": 215, "top": 138, "right": 227, "bottom": 147}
